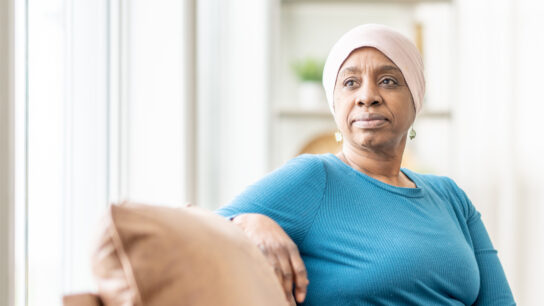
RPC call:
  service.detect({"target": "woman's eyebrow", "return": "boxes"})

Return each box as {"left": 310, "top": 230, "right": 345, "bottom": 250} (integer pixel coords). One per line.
{"left": 339, "top": 66, "right": 360, "bottom": 76}
{"left": 376, "top": 65, "right": 401, "bottom": 74}
{"left": 339, "top": 65, "right": 401, "bottom": 77}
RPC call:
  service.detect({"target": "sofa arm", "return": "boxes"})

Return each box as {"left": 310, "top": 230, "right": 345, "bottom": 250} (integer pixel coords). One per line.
{"left": 63, "top": 293, "right": 103, "bottom": 306}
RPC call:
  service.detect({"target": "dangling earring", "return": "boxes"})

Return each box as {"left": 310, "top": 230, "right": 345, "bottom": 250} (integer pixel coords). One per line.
{"left": 409, "top": 126, "right": 417, "bottom": 140}
{"left": 334, "top": 131, "right": 343, "bottom": 143}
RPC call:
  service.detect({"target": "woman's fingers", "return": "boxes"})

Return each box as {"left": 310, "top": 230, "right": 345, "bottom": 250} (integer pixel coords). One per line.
{"left": 231, "top": 213, "right": 309, "bottom": 302}
{"left": 265, "top": 246, "right": 295, "bottom": 302}
{"left": 289, "top": 245, "right": 309, "bottom": 303}
{"left": 263, "top": 248, "right": 283, "bottom": 283}
{"left": 287, "top": 293, "right": 297, "bottom": 306}
{"left": 275, "top": 250, "right": 294, "bottom": 299}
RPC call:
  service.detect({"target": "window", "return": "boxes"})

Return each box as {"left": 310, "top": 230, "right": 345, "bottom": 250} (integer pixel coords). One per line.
{"left": 17, "top": 0, "right": 194, "bottom": 304}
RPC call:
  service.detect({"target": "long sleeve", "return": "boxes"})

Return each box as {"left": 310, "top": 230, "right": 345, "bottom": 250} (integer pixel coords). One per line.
{"left": 214, "top": 154, "right": 327, "bottom": 245}
{"left": 467, "top": 210, "right": 516, "bottom": 305}
{"left": 452, "top": 183, "right": 517, "bottom": 305}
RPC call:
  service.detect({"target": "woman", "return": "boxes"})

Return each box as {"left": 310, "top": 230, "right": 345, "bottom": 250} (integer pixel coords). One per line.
{"left": 215, "top": 24, "right": 515, "bottom": 305}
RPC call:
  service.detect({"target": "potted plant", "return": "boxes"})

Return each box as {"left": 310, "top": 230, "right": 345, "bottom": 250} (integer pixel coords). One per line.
{"left": 292, "top": 57, "right": 326, "bottom": 110}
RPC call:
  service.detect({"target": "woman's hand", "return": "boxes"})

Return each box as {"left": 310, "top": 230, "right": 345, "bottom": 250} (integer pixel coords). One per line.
{"left": 232, "top": 213, "right": 309, "bottom": 304}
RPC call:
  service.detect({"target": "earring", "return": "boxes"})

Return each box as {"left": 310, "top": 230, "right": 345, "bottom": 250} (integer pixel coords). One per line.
{"left": 409, "top": 126, "right": 417, "bottom": 140}
{"left": 334, "top": 131, "right": 343, "bottom": 143}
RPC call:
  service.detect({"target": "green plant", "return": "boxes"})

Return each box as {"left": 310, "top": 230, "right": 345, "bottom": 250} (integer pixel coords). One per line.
{"left": 291, "top": 57, "right": 324, "bottom": 82}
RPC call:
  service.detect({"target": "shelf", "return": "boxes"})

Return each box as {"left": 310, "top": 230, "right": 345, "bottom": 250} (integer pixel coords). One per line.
{"left": 275, "top": 107, "right": 452, "bottom": 119}
{"left": 282, "top": 0, "right": 451, "bottom": 4}
{"left": 418, "top": 110, "right": 452, "bottom": 119}
{"left": 276, "top": 107, "right": 332, "bottom": 118}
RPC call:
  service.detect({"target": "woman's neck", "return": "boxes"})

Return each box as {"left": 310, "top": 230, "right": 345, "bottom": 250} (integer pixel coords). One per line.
{"left": 337, "top": 139, "right": 415, "bottom": 188}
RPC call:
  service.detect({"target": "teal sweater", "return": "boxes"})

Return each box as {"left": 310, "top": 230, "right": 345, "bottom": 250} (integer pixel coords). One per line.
{"left": 215, "top": 154, "right": 515, "bottom": 305}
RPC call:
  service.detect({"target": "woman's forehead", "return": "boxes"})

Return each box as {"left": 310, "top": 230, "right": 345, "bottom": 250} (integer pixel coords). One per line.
{"left": 339, "top": 63, "right": 402, "bottom": 78}
{"left": 336, "top": 47, "right": 407, "bottom": 87}
{"left": 340, "top": 47, "right": 398, "bottom": 71}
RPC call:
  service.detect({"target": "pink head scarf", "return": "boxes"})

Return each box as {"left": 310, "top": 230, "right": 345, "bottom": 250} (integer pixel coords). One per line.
{"left": 322, "top": 24, "right": 425, "bottom": 115}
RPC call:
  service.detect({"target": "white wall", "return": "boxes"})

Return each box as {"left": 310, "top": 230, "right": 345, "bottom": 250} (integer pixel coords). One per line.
{"left": 454, "top": 0, "right": 544, "bottom": 304}
{"left": 512, "top": 1, "right": 544, "bottom": 302}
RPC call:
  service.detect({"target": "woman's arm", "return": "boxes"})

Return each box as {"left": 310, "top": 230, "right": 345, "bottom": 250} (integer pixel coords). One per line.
{"left": 232, "top": 213, "right": 308, "bottom": 305}
{"left": 467, "top": 212, "right": 516, "bottom": 305}
{"left": 215, "top": 154, "right": 327, "bottom": 304}
{"left": 448, "top": 179, "right": 516, "bottom": 305}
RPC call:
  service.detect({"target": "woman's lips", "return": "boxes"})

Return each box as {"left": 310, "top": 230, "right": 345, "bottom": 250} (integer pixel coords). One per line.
{"left": 352, "top": 119, "right": 387, "bottom": 128}
{"left": 351, "top": 113, "right": 388, "bottom": 129}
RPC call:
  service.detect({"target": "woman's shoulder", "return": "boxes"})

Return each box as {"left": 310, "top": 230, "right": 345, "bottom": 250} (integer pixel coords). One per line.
{"left": 247, "top": 154, "right": 328, "bottom": 193}
{"left": 274, "top": 153, "right": 328, "bottom": 178}
{"left": 403, "top": 169, "right": 461, "bottom": 192}
{"left": 404, "top": 169, "right": 477, "bottom": 220}
{"left": 285, "top": 153, "right": 326, "bottom": 167}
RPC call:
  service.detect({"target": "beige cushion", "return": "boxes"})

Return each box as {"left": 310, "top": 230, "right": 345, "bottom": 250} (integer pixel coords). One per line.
{"left": 63, "top": 293, "right": 102, "bottom": 306}
{"left": 91, "top": 202, "right": 287, "bottom": 306}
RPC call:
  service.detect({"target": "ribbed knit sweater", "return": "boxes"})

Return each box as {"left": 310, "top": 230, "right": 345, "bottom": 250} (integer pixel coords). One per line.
{"left": 215, "top": 153, "right": 516, "bottom": 305}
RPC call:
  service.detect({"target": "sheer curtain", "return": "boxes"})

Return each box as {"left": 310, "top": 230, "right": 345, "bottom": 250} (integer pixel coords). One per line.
{"left": 196, "top": 0, "right": 270, "bottom": 209}
{"left": 17, "top": 0, "right": 194, "bottom": 304}
{"left": 26, "top": 0, "right": 108, "bottom": 301}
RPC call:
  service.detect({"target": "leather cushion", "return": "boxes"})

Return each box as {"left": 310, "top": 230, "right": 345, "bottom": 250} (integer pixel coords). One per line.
{"left": 63, "top": 293, "right": 103, "bottom": 306}
{"left": 91, "top": 202, "right": 287, "bottom": 306}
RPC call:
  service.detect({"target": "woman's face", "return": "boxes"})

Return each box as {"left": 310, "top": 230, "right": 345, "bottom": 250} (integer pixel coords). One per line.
{"left": 333, "top": 47, "right": 415, "bottom": 151}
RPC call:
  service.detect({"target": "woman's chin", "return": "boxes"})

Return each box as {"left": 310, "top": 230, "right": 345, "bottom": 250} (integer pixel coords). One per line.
{"left": 348, "top": 134, "right": 397, "bottom": 151}
{"left": 352, "top": 136, "right": 385, "bottom": 148}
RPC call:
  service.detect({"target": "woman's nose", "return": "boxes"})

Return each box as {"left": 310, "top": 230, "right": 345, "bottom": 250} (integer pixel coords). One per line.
{"left": 356, "top": 82, "right": 382, "bottom": 107}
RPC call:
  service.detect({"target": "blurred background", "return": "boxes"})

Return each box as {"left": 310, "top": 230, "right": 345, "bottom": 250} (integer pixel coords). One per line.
{"left": 1, "top": 0, "right": 543, "bottom": 305}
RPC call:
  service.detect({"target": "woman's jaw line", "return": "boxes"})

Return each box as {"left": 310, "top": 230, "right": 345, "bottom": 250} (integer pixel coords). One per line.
{"left": 341, "top": 134, "right": 408, "bottom": 163}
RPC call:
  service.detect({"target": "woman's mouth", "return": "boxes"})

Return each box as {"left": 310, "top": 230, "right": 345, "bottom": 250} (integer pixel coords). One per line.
{"left": 351, "top": 113, "right": 388, "bottom": 129}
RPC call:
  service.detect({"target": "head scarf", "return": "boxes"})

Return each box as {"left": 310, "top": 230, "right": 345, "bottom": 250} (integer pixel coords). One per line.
{"left": 322, "top": 24, "right": 425, "bottom": 115}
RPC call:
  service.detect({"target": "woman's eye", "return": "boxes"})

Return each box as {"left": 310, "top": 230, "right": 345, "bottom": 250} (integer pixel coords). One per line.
{"left": 380, "top": 78, "right": 397, "bottom": 86}
{"left": 344, "top": 79, "right": 356, "bottom": 87}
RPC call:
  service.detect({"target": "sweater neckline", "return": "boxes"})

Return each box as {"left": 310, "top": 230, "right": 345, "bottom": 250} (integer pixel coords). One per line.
{"left": 325, "top": 153, "right": 425, "bottom": 198}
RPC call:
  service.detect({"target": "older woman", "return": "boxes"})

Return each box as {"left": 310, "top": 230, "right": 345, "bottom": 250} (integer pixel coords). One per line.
{"left": 215, "top": 24, "right": 515, "bottom": 305}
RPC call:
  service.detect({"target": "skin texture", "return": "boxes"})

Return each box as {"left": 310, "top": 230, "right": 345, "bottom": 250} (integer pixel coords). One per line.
{"left": 232, "top": 47, "right": 417, "bottom": 304}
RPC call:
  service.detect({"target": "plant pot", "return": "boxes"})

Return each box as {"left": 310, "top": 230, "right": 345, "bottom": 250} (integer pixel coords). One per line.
{"left": 298, "top": 81, "right": 326, "bottom": 110}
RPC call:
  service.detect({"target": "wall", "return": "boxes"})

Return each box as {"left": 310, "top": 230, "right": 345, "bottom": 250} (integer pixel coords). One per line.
{"left": 454, "top": 0, "right": 544, "bottom": 304}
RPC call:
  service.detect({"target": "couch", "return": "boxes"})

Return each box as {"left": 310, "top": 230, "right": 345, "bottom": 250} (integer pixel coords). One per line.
{"left": 63, "top": 202, "right": 288, "bottom": 306}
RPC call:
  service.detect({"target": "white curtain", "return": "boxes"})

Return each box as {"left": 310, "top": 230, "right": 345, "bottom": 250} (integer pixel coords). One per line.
{"left": 197, "top": 0, "right": 270, "bottom": 209}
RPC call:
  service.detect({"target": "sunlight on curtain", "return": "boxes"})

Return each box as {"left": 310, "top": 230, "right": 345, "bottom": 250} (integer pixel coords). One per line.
{"left": 24, "top": 0, "right": 190, "bottom": 304}
{"left": 27, "top": 0, "right": 109, "bottom": 304}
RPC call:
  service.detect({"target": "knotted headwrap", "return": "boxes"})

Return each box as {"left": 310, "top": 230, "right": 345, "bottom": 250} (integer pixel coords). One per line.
{"left": 322, "top": 24, "right": 425, "bottom": 115}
